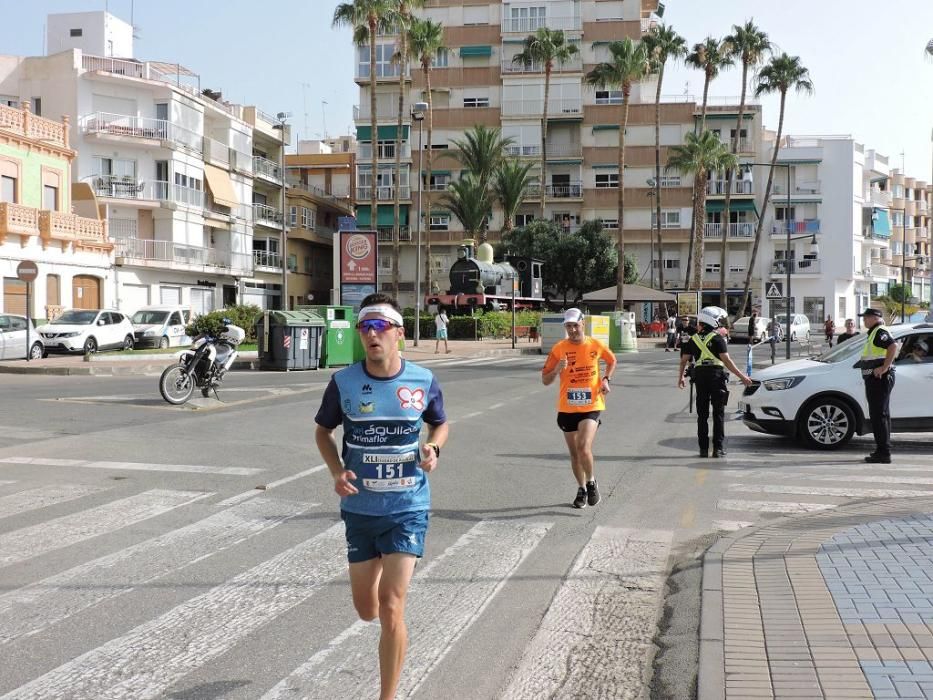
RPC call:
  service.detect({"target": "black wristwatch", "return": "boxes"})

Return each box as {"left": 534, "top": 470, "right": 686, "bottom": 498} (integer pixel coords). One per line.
{"left": 426, "top": 442, "right": 440, "bottom": 458}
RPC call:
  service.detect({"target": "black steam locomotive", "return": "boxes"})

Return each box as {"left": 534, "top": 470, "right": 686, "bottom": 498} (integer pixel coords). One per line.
{"left": 426, "top": 243, "right": 545, "bottom": 312}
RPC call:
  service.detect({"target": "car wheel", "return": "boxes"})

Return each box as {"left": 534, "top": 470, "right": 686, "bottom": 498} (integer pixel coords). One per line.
{"left": 29, "top": 342, "right": 44, "bottom": 360}
{"left": 83, "top": 337, "right": 98, "bottom": 354}
{"left": 798, "top": 397, "right": 856, "bottom": 450}
{"left": 122, "top": 335, "right": 134, "bottom": 351}
{"left": 159, "top": 336, "right": 170, "bottom": 349}
{"left": 791, "top": 332, "right": 797, "bottom": 341}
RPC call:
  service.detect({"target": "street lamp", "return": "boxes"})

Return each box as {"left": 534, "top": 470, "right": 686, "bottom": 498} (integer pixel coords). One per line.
{"left": 273, "top": 112, "right": 289, "bottom": 309}
{"left": 411, "top": 101, "right": 428, "bottom": 347}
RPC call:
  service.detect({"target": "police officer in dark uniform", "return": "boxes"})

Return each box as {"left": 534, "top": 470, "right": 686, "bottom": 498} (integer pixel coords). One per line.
{"left": 677, "top": 307, "right": 753, "bottom": 458}
{"left": 857, "top": 308, "right": 899, "bottom": 463}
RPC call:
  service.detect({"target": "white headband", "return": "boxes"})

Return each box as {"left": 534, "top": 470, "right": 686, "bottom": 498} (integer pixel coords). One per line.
{"left": 358, "top": 304, "right": 404, "bottom": 326}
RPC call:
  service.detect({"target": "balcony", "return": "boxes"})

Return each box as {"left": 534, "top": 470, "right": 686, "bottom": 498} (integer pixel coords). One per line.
{"left": 203, "top": 137, "right": 231, "bottom": 168}
{"left": 703, "top": 222, "right": 756, "bottom": 239}
{"left": 80, "top": 112, "right": 202, "bottom": 154}
{"left": 81, "top": 55, "right": 203, "bottom": 100}
{"left": 868, "top": 187, "right": 893, "bottom": 208}
{"left": 38, "top": 211, "right": 112, "bottom": 251}
{"left": 0, "top": 103, "right": 68, "bottom": 148}
{"left": 357, "top": 185, "right": 412, "bottom": 201}
{"left": 706, "top": 179, "right": 754, "bottom": 196}
{"left": 501, "top": 57, "right": 583, "bottom": 74}
{"left": 356, "top": 144, "right": 412, "bottom": 161}
{"left": 773, "top": 181, "right": 821, "bottom": 196}
{"left": 771, "top": 259, "right": 822, "bottom": 275}
{"left": 115, "top": 237, "right": 252, "bottom": 274}
{"left": 253, "top": 155, "right": 283, "bottom": 184}
{"left": 91, "top": 177, "right": 204, "bottom": 209}
{"left": 353, "top": 103, "right": 410, "bottom": 120}
{"left": 771, "top": 220, "right": 821, "bottom": 235}
{"left": 376, "top": 226, "right": 412, "bottom": 243}
{"left": 525, "top": 181, "right": 583, "bottom": 199}
{"left": 502, "top": 98, "right": 582, "bottom": 117}
{"left": 502, "top": 16, "right": 581, "bottom": 33}
{"left": 252, "top": 203, "right": 283, "bottom": 228}
{"left": 253, "top": 249, "right": 281, "bottom": 270}
{"left": 504, "top": 143, "right": 583, "bottom": 159}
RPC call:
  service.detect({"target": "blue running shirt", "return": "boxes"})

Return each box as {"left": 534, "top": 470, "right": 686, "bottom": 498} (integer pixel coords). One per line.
{"left": 315, "top": 360, "right": 446, "bottom": 516}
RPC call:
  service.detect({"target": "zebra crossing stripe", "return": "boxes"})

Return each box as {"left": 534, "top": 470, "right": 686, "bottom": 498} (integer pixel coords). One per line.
{"left": 1, "top": 523, "right": 347, "bottom": 700}
{"left": 0, "top": 489, "right": 210, "bottom": 569}
{"left": 0, "top": 483, "right": 108, "bottom": 519}
{"left": 728, "top": 483, "right": 930, "bottom": 499}
{"left": 500, "top": 528, "right": 672, "bottom": 700}
{"left": 712, "top": 520, "right": 755, "bottom": 532}
{"left": 0, "top": 496, "right": 316, "bottom": 646}
{"left": 262, "top": 520, "right": 551, "bottom": 700}
{"left": 0, "top": 457, "right": 262, "bottom": 476}
{"left": 717, "top": 499, "right": 836, "bottom": 514}
{"left": 808, "top": 474, "right": 933, "bottom": 486}
{"left": 217, "top": 465, "right": 328, "bottom": 507}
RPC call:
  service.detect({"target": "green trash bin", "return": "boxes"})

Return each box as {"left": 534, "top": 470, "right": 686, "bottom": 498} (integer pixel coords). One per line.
{"left": 299, "top": 305, "right": 359, "bottom": 368}
{"left": 255, "top": 310, "right": 325, "bottom": 371}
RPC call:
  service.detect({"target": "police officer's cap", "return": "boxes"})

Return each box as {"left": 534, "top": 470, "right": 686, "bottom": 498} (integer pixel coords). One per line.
{"left": 858, "top": 308, "right": 884, "bottom": 318}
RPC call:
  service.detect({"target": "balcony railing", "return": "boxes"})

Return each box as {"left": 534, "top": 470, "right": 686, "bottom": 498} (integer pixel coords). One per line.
{"left": 252, "top": 203, "right": 283, "bottom": 226}
{"left": 109, "top": 219, "right": 139, "bottom": 239}
{"left": 115, "top": 237, "right": 252, "bottom": 274}
{"left": 771, "top": 259, "right": 822, "bottom": 275}
{"left": 357, "top": 185, "right": 411, "bottom": 200}
{"left": 703, "top": 223, "right": 755, "bottom": 239}
{"left": 501, "top": 57, "right": 583, "bottom": 74}
{"left": 204, "top": 137, "right": 231, "bottom": 167}
{"left": 773, "top": 181, "right": 821, "bottom": 196}
{"left": 81, "top": 55, "right": 202, "bottom": 98}
{"left": 502, "top": 98, "right": 582, "bottom": 117}
{"left": 863, "top": 225, "right": 892, "bottom": 241}
{"left": 38, "top": 211, "right": 111, "bottom": 249}
{"left": 706, "top": 179, "right": 754, "bottom": 195}
{"left": 253, "top": 250, "right": 281, "bottom": 269}
{"left": 505, "top": 143, "right": 583, "bottom": 158}
{"left": 91, "top": 177, "right": 203, "bottom": 208}
{"left": 526, "top": 182, "right": 583, "bottom": 198}
{"left": 502, "top": 16, "right": 581, "bottom": 33}
{"left": 771, "top": 219, "right": 821, "bottom": 235}
{"left": 0, "top": 202, "right": 40, "bottom": 239}
{"left": 869, "top": 188, "right": 893, "bottom": 207}
{"left": 0, "top": 103, "right": 68, "bottom": 148}
{"left": 253, "top": 155, "right": 282, "bottom": 182}
{"left": 80, "top": 112, "right": 202, "bottom": 153}
{"left": 377, "top": 226, "right": 413, "bottom": 242}
{"left": 356, "top": 144, "right": 412, "bottom": 160}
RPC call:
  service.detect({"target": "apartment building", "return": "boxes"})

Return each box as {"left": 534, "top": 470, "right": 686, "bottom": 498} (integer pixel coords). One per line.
{"left": 0, "top": 103, "right": 111, "bottom": 317}
{"left": 351, "top": 0, "right": 773, "bottom": 313}
{"left": 0, "top": 11, "right": 289, "bottom": 315}
{"left": 751, "top": 136, "right": 932, "bottom": 327}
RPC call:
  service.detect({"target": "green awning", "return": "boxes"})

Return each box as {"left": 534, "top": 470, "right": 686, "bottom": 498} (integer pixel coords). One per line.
{"left": 777, "top": 159, "right": 822, "bottom": 165}
{"left": 706, "top": 200, "right": 757, "bottom": 213}
{"left": 592, "top": 125, "right": 619, "bottom": 132}
{"left": 356, "top": 125, "right": 411, "bottom": 141}
{"left": 460, "top": 45, "right": 492, "bottom": 57}
{"left": 592, "top": 41, "right": 610, "bottom": 47}
{"left": 699, "top": 113, "right": 756, "bottom": 120}
{"left": 355, "top": 205, "right": 409, "bottom": 227}
{"left": 871, "top": 208, "right": 891, "bottom": 236}
{"left": 548, "top": 159, "right": 583, "bottom": 165}
{"left": 870, "top": 175, "right": 889, "bottom": 183}
{"left": 430, "top": 170, "right": 451, "bottom": 176}
{"left": 592, "top": 163, "right": 618, "bottom": 170}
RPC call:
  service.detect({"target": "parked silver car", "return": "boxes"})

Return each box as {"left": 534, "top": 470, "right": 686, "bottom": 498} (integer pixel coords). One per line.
{"left": 0, "top": 314, "right": 44, "bottom": 360}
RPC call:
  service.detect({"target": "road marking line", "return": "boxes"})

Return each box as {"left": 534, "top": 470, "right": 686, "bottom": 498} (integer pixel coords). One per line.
{"left": 217, "top": 464, "right": 328, "bottom": 506}
{"left": 0, "top": 483, "right": 107, "bottom": 520}
{"left": 0, "top": 489, "right": 211, "bottom": 569}
{"left": 500, "top": 528, "right": 672, "bottom": 700}
{"left": 0, "top": 496, "right": 317, "bottom": 646}
{"left": 807, "top": 474, "right": 933, "bottom": 486}
{"left": 711, "top": 520, "right": 754, "bottom": 532}
{"left": 0, "top": 457, "right": 263, "bottom": 476}
{"left": 263, "top": 520, "right": 552, "bottom": 700}
{"left": 489, "top": 402, "right": 505, "bottom": 409}
{"left": 717, "top": 499, "right": 836, "bottom": 514}
{"left": 4, "top": 524, "right": 347, "bottom": 700}
{"left": 728, "top": 483, "right": 930, "bottom": 499}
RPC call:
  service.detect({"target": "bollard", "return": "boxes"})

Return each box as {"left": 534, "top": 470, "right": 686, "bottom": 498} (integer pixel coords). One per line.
{"left": 746, "top": 343, "right": 753, "bottom": 377}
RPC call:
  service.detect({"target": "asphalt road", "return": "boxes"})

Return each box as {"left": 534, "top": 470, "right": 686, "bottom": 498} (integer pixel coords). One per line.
{"left": 1, "top": 349, "right": 931, "bottom": 699}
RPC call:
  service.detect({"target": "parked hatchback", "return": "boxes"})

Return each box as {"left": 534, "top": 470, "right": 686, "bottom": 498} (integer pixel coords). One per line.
{"left": 731, "top": 316, "right": 772, "bottom": 344}
{"left": 0, "top": 314, "right": 44, "bottom": 360}
{"left": 740, "top": 323, "right": 933, "bottom": 449}
{"left": 131, "top": 306, "right": 192, "bottom": 349}
{"left": 773, "top": 313, "right": 812, "bottom": 341}
{"left": 38, "top": 310, "right": 135, "bottom": 354}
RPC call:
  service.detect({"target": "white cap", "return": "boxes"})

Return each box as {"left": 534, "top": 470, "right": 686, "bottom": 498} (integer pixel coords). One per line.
{"left": 563, "top": 308, "right": 584, "bottom": 324}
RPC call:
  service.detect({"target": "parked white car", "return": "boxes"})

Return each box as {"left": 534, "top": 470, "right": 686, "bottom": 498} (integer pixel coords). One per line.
{"left": 131, "top": 306, "right": 192, "bottom": 349}
{"left": 773, "top": 313, "right": 812, "bottom": 342}
{"left": 740, "top": 323, "right": 933, "bottom": 449}
{"left": 38, "top": 309, "right": 135, "bottom": 354}
{"left": 731, "top": 316, "right": 772, "bottom": 344}
{"left": 0, "top": 314, "right": 44, "bottom": 360}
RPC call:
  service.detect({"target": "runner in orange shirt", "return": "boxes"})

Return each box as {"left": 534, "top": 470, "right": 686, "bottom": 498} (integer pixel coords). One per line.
{"left": 541, "top": 308, "right": 618, "bottom": 508}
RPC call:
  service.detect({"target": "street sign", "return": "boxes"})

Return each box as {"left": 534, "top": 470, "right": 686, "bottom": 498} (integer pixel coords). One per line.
{"left": 16, "top": 260, "right": 38, "bottom": 282}
{"left": 765, "top": 281, "right": 784, "bottom": 299}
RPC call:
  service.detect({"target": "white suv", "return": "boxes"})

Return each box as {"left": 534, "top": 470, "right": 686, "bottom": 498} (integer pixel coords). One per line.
{"left": 38, "top": 309, "right": 135, "bottom": 354}
{"left": 740, "top": 323, "right": 933, "bottom": 449}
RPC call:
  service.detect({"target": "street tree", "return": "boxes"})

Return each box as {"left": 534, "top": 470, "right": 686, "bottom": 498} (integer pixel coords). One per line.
{"left": 686, "top": 37, "right": 734, "bottom": 132}
{"left": 493, "top": 159, "right": 535, "bottom": 235}
{"left": 441, "top": 174, "right": 494, "bottom": 242}
{"left": 451, "top": 125, "right": 513, "bottom": 189}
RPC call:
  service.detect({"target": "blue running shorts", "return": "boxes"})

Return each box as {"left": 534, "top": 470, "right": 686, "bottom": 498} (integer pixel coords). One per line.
{"left": 341, "top": 509, "right": 429, "bottom": 563}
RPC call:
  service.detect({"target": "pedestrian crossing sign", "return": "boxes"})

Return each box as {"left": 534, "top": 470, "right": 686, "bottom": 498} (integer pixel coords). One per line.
{"left": 766, "top": 281, "right": 784, "bottom": 299}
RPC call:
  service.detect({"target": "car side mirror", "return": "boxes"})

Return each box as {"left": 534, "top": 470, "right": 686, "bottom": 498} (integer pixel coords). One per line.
{"left": 97, "top": 319, "right": 106, "bottom": 326}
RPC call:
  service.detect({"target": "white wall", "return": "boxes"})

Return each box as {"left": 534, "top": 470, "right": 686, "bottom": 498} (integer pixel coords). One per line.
{"left": 47, "top": 12, "right": 133, "bottom": 59}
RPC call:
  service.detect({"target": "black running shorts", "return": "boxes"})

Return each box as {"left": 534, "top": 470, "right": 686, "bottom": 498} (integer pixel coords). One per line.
{"left": 556, "top": 411, "right": 602, "bottom": 433}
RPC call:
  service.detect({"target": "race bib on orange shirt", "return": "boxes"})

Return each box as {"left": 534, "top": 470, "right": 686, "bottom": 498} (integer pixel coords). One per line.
{"left": 544, "top": 337, "right": 613, "bottom": 412}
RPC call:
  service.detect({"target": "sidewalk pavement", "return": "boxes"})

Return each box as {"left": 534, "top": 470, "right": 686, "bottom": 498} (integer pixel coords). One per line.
{"left": 701, "top": 497, "right": 933, "bottom": 699}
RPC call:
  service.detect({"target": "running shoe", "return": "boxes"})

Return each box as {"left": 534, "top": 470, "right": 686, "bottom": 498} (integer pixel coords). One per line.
{"left": 573, "top": 487, "right": 587, "bottom": 509}
{"left": 586, "top": 480, "right": 600, "bottom": 506}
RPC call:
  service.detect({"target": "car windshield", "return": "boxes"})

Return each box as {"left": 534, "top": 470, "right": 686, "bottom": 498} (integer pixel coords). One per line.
{"left": 814, "top": 335, "right": 868, "bottom": 363}
{"left": 53, "top": 310, "right": 97, "bottom": 325}
{"left": 132, "top": 311, "right": 169, "bottom": 325}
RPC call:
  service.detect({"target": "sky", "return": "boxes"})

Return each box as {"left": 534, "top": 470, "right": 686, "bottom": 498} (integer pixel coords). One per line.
{"left": 0, "top": 0, "right": 931, "bottom": 178}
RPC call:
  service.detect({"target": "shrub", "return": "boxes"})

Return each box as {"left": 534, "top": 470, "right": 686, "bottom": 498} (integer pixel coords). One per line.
{"left": 402, "top": 314, "right": 435, "bottom": 340}
{"left": 186, "top": 304, "right": 262, "bottom": 341}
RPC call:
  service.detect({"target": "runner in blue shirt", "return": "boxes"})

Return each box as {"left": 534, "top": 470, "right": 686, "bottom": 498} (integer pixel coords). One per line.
{"left": 314, "top": 292, "right": 448, "bottom": 700}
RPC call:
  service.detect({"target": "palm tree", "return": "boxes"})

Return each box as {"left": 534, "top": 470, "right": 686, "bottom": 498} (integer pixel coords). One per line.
{"left": 737, "top": 53, "right": 814, "bottom": 317}
{"left": 644, "top": 24, "right": 687, "bottom": 292}
{"left": 333, "top": 0, "right": 393, "bottom": 248}
{"left": 451, "top": 125, "right": 513, "bottom": 189}
{"left": 406, "top": 17, "right": 445, "bottom": 295}
{"left": 686, "top": 37, "right": 733, "bottom": 131}
{"left": 585, "top": 38, "right": 651, "bottom": 310}
{"left": 493, "top": 160, "right": 535, "bottom": 235}
{"left": 719, "top": 21, "right": 770, "bottom": 310}
{"left": 512, "top": 28, "right": 580, "bottom": 218}
{"left": 441, "top": 175, "right": 494, "bottom": 243}
{"left": 667, "top": 131, "right": 739, "bottom": 292}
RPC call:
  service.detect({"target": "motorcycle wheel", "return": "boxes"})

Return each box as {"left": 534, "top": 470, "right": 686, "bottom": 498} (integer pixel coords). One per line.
{"left": 159, "top": 364, "right": 195, "bottom": 405}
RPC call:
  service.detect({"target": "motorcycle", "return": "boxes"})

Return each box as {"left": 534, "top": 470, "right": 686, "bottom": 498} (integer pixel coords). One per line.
{"left": 158, "top": 320, "right": 246, "bottom": 405}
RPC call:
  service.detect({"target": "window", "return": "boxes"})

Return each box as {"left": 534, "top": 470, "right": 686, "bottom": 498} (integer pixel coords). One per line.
{"left": 463, "top": 5, "right": 489, "bottom": 25}
{"left": 463, "top": 97, "right": 489, "bottom": 108}
{"left": 775, "top": 206, "right": 796, "bottom": 221}
{"left": 304, "top": 256, "right": 312, "bottom": 273}
{"left": 378, "top": 254, "right": 393, "bottom": 271}
{"left": 357, "top": 43, "right": 400, "bottom": 79}
{"left": 32, "top": 98, "right": 40, "bottom": 116}
{"left": 1, "top": 175, "right": 15, "bottom": 203}
{"left": 595, "top": 90, "right": 623, "bottom": 105}
{"left": 430, "top": 142, "right": 449, "bottom": 150}
{"left": 659, "top": 175, "right": 681, "bottom": 187}
{"left": 43, "top": 184, "right": 58, "bottom": 211}
{"left": 729, "top": 262, "right": 746, "bottom": 273}
{"left": 287, "top": 254, "right": 298, "bottom": 272}
{"left": 429, "top": 215, "right": 449, "bottom": 231}
{"left": 301, "top": 207, "right": 314, "bottom": 229}
{"left": 433, "top": 48, "right": 449, "bottom": 68}
{"left": 595, "top": 173, "right": 618, "bottom": 189}
{"left": 70, "top": 28, "right": 83, "bottom": 37}
{"left": 600, "top": 218, "right": 618, "bottom": 230}
{"left": 508, "top": 6, "right": 546, "bottom": 32}
{"left": 652, "top": 210, "right": 682, "bottom": 229}
{"left": 289, "top": 206, "right": 298, "bottom": 227}
{"left": 428, "top": 173, "right": 449, "bottom": 191}
{"left": 705, "top": 262, "right": 721, "bottom": 274}
{"left": 515, "top": 213, "right": 535, "bottom": 227}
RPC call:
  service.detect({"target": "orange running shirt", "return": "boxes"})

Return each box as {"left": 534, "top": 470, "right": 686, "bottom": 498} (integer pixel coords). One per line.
{"left": 543, "top": 337, "right": 615, "bottom": 412}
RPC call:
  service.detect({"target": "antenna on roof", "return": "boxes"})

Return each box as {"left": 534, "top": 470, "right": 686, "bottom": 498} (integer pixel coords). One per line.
{"left": 322, "top": 100, "right": 329, "bottom": 140}
{"left": 131, "top": 0, "right": 140, "bottom": 40}
{"left": 300, "top": 82, "right": 311, "bottom": 141}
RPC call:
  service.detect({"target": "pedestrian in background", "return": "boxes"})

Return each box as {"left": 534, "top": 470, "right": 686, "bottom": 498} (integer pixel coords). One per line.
{"left": 837, "top": 319, "right": 859, "bottom": 344}
{"left": 824, "top": 317, "right": 836, "bottom": 347}
{"left": 665, "top": 312, "right": 677, "bottom": 351}
{"left": 856, "top": 308, "right": 898, "bottom": 464}
{"left": 748, "top": 313, "right": 758, "bottom": 342}
{"left": 434, "top": 308, "right": 450, "bottom": 354}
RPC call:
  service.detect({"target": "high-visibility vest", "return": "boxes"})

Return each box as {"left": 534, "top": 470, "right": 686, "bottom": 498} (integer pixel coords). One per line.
{"left": 691, "top": 332, "right": 725, "bottom": 367}
{"left": 862, "top": 325, "right": 889, "bottom": 359}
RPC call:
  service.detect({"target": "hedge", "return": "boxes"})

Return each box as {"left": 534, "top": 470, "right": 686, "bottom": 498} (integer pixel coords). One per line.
{"left": 403, "top": 310, "right": 542, "bottom": 341}
{"left": 186, "top": 304, "right": 262, "bottom": 341}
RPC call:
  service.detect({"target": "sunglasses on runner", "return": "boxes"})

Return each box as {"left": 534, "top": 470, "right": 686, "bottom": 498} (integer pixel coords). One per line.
{"left": 356, "top": 319, "right": 400, "bottom": 333}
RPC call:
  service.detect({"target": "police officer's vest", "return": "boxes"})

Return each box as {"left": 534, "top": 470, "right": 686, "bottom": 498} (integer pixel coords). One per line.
{"left": 862, "top": 325, "right": 889, "bottom": 359}
{"left": 691, "top": 332, "right": 725, "bottom": 368}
